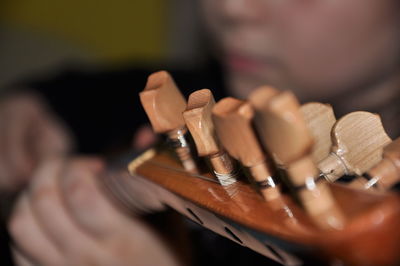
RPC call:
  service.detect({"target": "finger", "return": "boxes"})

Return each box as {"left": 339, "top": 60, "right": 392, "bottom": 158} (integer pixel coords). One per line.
{"left": 0, "top": 101, "right": 40, "bottom": 190}
{"left": 6, "top": 99, "right": 40, "bottom": 179}
{"left": 58, "top": 158, "right": 180, "bottom": 266}
{"left": 38, "top": 158, "right": 180, "bottom": 266}
{"left": 33, "top": 115, "right": 73, "bottom": 160}
{"left": 0, "top": 95, "right": 72, "bottom": 191}
{"left": 8, "top": 193, "right": 64, "bottom": 266}
{"left": 0, "top": 111, "right": 30, "bottom": 190}
{"left": 60, "top": 158, "right": 136, "bottom": 239}
{"left": 28, "top": 158, "right": 99, "bottom": 257}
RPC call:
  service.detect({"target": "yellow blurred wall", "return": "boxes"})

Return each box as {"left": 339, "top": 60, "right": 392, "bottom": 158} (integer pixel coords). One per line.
{"left": 0, "top": 0, "right": 168, "bottom": 63}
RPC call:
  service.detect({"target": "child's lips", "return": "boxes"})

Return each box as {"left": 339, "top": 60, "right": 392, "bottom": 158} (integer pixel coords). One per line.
{"left": 225, "top": 52, "right": 278, "bottom": 75}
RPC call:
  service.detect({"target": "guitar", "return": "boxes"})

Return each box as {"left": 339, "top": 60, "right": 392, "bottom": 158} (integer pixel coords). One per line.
{"left": 102, "top": 71, "right": 400, "bottom": 265}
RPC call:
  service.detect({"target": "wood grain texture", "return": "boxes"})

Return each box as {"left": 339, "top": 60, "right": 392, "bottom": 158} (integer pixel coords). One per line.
{"left": 319, "top": 111, "right": 391, "bottom": 182}
{"left": 301, "top": 102, "right": 336, "bottom": 163}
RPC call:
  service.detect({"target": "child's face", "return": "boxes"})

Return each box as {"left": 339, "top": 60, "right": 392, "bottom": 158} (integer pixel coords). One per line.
{"left": 201, "top": 0, "right": 400, "bottom": 100}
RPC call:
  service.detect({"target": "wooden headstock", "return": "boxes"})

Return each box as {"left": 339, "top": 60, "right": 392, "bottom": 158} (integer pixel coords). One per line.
{"left": 104, "top": 71, "right": 400, "bottom": 265}
{"left": 116, "top": 148, "right": 400, "bottom": 266}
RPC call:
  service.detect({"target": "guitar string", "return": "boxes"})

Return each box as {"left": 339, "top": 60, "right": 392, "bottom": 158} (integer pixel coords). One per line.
{"left": 143, "top": 160, "right": 270, "bottom": 198}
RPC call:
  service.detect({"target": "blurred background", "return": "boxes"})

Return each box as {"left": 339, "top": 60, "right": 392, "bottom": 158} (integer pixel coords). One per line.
{"left": 0, "top": 0, "right": 206, "bottom": 88}
{"left": 0, "top": 0, "right": 226, "bottom": 154}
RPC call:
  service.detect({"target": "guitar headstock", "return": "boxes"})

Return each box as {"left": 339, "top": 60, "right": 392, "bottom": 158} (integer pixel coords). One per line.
{"left": 105, "top": 71, "right": 400, "bottom": 265}
{"left": 124, "top": 147, "right": 400, "bottom": 265}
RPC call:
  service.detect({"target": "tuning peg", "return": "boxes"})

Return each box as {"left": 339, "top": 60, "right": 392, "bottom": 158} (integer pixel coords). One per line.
{"left": 139, "top": 71, "right": 199, "bottom": 173}
{"left": 183, "top": 89, "right": 237, "bottom": 186}
{"left": 301, "top": 103, "right": 336, "bottom": 163}
{"left": 249, "top": 86, "right": 345, "bottom": 230}
{"left": 349, "top": 137, "right": 400, "bottom": 190}
{"left": 318, "top": 111, "right": 391, "bottom": 182}
{"left": 212, "top": 95, "right": 280, "bottom": 201}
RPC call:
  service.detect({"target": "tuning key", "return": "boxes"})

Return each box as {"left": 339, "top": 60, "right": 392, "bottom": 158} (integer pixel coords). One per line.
{"left": 183, "top": 89, "right": 237, "bottom": 186}
{"left": 249, "top": 87, "right": 345, "bottom": 230}
{"left": 139, "top": 71, "right": 199, "bottom": 173}
{"left": 212, "top": 94, "right": 280, "bottom": 201}
{"left": 350, "top": 137, "right": 400, "bottom": 190}
{"left": 318, "top": 111, "right": 391, "bottom": 183}
{"left": 301, "top": 102, "right": 336, "bottom": 163}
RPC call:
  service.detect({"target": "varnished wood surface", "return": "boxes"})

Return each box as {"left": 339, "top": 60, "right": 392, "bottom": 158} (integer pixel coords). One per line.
{"left": 132, "top": 150, "right": 317, "bottom": 243}
{"left": 129, "top": 149, "right": 400, "bottom": 265}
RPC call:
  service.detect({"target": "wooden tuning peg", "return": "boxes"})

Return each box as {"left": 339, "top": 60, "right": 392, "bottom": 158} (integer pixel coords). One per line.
{"left": 301, "top": 103, "right": 336, "bottom": 163}
{"left": 318, "top": 111, "right": 391, "bottom": 183}
{"left": 249, "top": 86, "right": 345, "bottom": 230}
{"left": 350, "top": 137, "right": 400, "bottom": 190}
{"left": 183, "top": 89, "right": 237, "bottom": 186}
{"left": 212, "top": 96, "right": 280, "bottom": 201}
{"left": 139, "top": 71, "right": 199, "bottom": 173}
